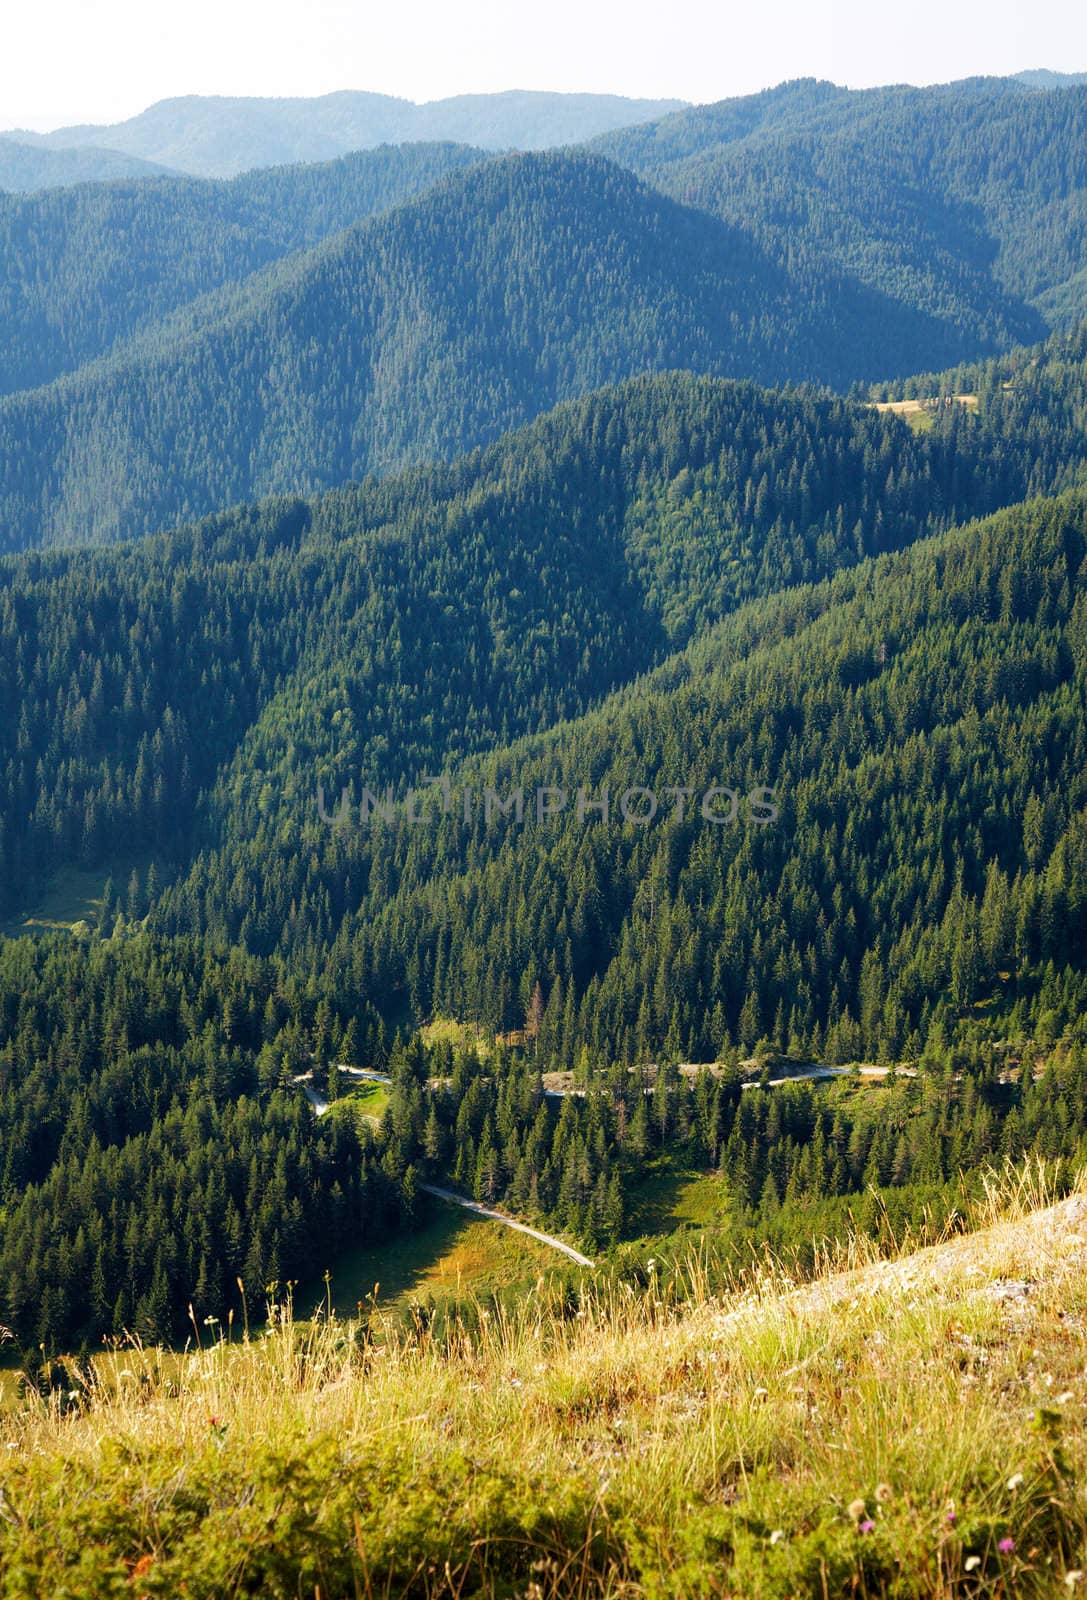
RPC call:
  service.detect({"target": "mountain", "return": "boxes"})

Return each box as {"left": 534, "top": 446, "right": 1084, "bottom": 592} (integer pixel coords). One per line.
{"left": 596, "top": 77, "right": 1087, "bottom": 338}
{"left": 6, "top": 67, "right": 1087, "bottom": 1589}
{"left": 0, "top": 149, "right": 1052, "bottom": 553}
{"left": 0, "top": 370, "right": 1017, "bottom": 911}
{"left": 590, "top": 76, "right": 854, "bottom": 168}
{"left": 6, "top": 334, "right": 1087, "bottom": 935}
{"left": 10, "top": 89, "right": 687, "bottom": 178}
{"left": 138, "top": 343, "right": 1087, "bottom": 1060}
{"left": 2, "top": 80, "right": 1081, "bottom": 557}
{"left": 0, "top": 136, "right": 172, "bottom": 192}
{"left": 303, "top": 481, "right": 1087, "bottom": 1063}
{"left": 0, "top": 142, "right": 487, "bottom": 394}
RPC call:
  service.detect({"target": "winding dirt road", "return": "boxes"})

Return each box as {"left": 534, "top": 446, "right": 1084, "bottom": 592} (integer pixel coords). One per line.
{"left": 296, "top": 1071, "right": 594, "bottom": 1268}
{"left": 418, "top": 1184, "right": 595, "bottom": 1268}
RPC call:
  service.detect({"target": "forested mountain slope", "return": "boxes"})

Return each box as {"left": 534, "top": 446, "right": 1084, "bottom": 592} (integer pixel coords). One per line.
{"left": 4, "top": 333, "right": 1087, "bottom": 933}
{"left": 0, "top": 150, "right": 1051, "bottom": 553}
{"left": 0, "top": 143, "right": 486, "bottom": 394}
{"left": 1, "top": 371, "right": 990, "bottom": 910}
{"left": 598, "top": 78, "right": 1087, "bottom": 343}
{"left": 2, "top": 348, "right": 1087, "bottom": 1344}
{"left": 150, "top": 484, "right": 1087, "bottom": 1077}
{"left": 10, "top": 89, "right": 686, "bottom": 178}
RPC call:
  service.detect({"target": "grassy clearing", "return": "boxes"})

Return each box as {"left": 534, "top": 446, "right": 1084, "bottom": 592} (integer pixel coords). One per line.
{"left": 310, "top": 1193, "right": 564, "bottom": 1320}
{"left": 1, "top": 862, "right": 114, "bottom": 937}
{"left": 0, "top": 859, "right": 149, "bottom": 937}
{"left": 623, "top": 1158, "right": 732, "bottom": 1242}
{"left": 1, "top": 1165, "right": 1084, "bottom": 1596}
{"left": 344, "top": 1081, "right": 390, "bottom": 1120}
{"left": 870, "top": 394, "right": 980, "bottom": 434}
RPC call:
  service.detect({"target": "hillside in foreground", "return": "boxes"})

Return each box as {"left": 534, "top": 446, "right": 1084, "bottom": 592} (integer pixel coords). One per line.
{"left": 2, "top": 1172, "right": 1085, "bottom": 1597}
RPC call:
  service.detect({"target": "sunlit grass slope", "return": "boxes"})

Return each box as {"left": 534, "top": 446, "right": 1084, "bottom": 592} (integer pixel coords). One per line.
{"left": 1, "top": 1169, "right": 1085, "bottom": 1597}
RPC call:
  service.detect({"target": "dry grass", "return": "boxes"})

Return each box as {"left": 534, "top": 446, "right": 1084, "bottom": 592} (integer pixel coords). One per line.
{"left": 1, "top": 1162, "right": 1085, "bottom": 1596}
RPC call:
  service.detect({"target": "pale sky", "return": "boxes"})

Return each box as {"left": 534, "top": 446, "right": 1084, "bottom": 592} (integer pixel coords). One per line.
{"left": 2, "top": 0, "right": 1083, "bottom": 132}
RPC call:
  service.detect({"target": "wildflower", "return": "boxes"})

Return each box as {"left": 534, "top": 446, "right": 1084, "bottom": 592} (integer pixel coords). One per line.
{"left": 875, "top": 1482, "right": 893, "bottom": 1504}
{"left": 1065, "top": 1571, "right": 1084, "bottom": 1588}
{"left": 859, "top": 1520, "right": 876, "bottom": 1534}
{"left": 998, "top": 1537, "right": 1016, "bottom": 1555}
{"left": 769, "top": 1529, "right": 786, "bottom": 1545}
{"left": 946, "top": 1509, "right": 957, "bottom": 1525}
{"left": 753, "top": 1386, "right": 769, "bottom": 1401}
{"left": 1007, "top": 1473, "right": 1024, "bottom": 1491}
{"left": 1058, "top": 1391, "right": 1074, "bottom": 1404}
{"left": 965, "top": 1556, "right": 982, "bottom": 1572}
{"left": 848, "top": 1499, "right": 867, "bottom": 1521}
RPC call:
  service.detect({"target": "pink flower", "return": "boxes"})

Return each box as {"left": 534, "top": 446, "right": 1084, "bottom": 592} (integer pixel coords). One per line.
{"left": 998, "top": 1538, "right": 1016, "bottom": 1555}
{"left": 859, "top": 1520, "right": 876, "bottom": 1534}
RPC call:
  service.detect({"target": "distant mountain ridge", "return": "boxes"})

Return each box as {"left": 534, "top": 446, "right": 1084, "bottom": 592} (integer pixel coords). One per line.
{"left": 1013, "top": 68, "right": 1087, "bottom": 88}
{"left": 0, "top": 74, "right": 1084, "bottom": 557}
{"left": 0, "top": 148, "right": 1032, "bottom": 553}
{"left": 0, "top": 136, "right": 173, "bottom": 192}
{"left": 6, "top": 90, "right": 687, "bottom": 179}
{"left": 595, "top": 76, "right": 1087, "bottom": 334}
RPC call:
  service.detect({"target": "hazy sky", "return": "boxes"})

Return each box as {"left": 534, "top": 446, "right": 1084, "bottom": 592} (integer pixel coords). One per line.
{"left": 2, "top": 0, "right": 1083, "bottom": 131}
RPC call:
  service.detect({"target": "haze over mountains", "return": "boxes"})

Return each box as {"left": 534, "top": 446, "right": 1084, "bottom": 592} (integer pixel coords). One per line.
{"left": 1013, "top": 68, "right": 1087, "bottom": 87}
{"left": 3, "top": 75, "right": 1087, "bottom": 549}
{"left": 7, "top": 147, "right": 1023, "bottom": 552}
{"left": 0, "top": 89, "right": 686, "bottom": 183}
{"left": 1, "top": 71, "right": 1081, "bottom": 193}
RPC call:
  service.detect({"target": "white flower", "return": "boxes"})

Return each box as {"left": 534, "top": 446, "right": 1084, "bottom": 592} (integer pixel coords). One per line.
{"left": 769, "top": 1529, "right": 786, "bottom": 1545}
{"left": 966, "top": 1556, "right": 982, "bottom": 1572}
{"left": 1065, "top": 1572, "right": 1084, "bottom": 1588}
{"left": 1007, "top": 1473, "right": 1025, "bottom": 1491}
